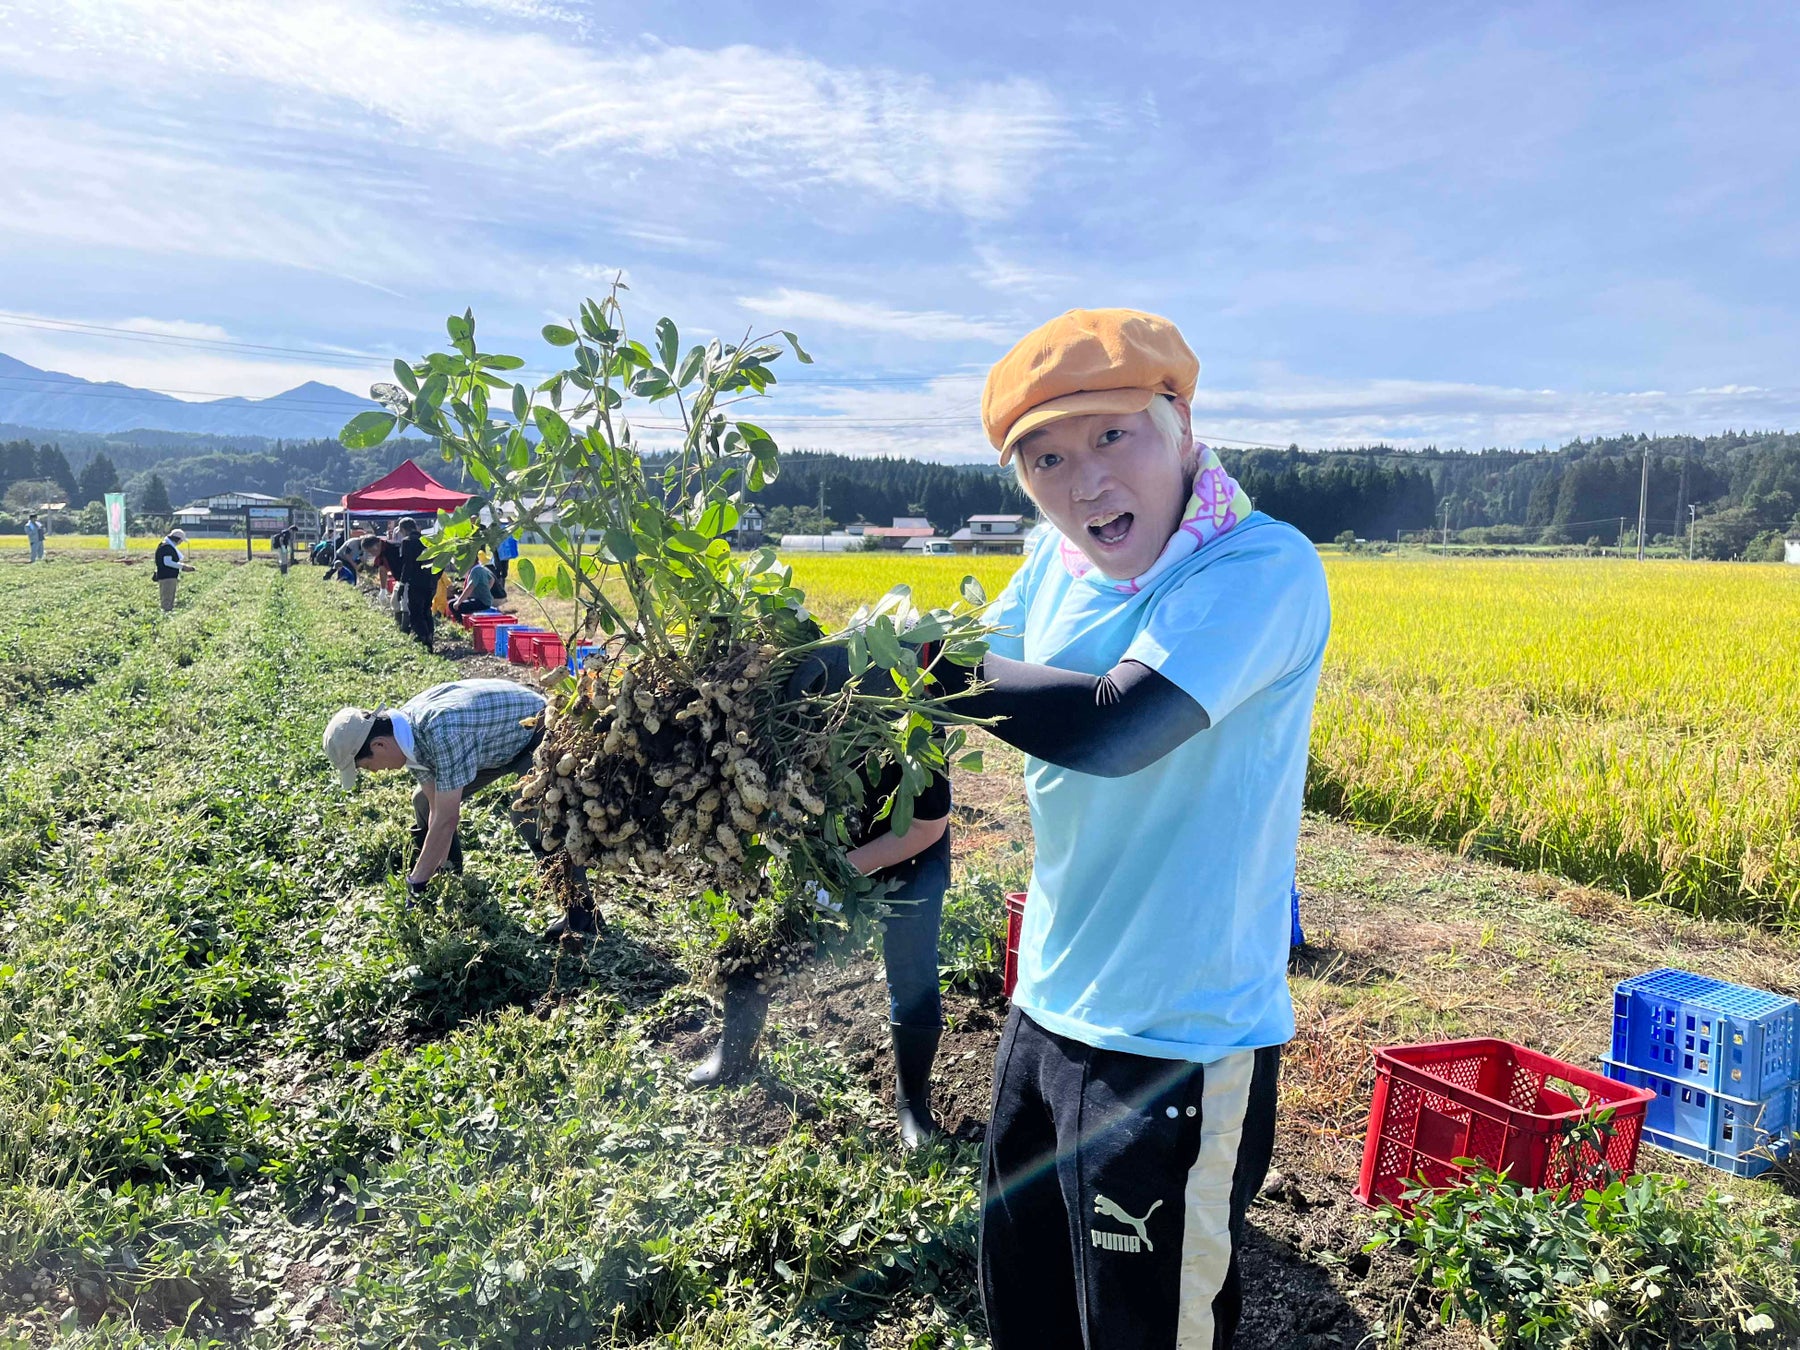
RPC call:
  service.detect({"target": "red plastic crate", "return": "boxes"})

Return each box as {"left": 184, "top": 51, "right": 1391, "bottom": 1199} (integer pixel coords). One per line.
{"left": 509, "top": 631, "right": 546, "bottom": 664}
{"left": 532, "top": 633, "right": 567, "bottom": 668}
{"left": 1003, "top": 892, "right": 1027, "bottom": 1000}
{"left": 1355, "top": 1037, "right": 1654, "bottom": 1209}
{"left": 468, "top": 614, "right": 517, "bottom": 653}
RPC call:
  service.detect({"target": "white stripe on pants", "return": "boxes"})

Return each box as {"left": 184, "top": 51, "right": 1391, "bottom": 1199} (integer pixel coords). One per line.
{"left": 1175, "top": 1049, "right": 1255, "bottom": 1349}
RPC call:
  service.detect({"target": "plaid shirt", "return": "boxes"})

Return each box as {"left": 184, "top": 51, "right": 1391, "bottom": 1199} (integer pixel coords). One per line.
{"left": 399, "top": 679, "right": 545, "bottom": 792}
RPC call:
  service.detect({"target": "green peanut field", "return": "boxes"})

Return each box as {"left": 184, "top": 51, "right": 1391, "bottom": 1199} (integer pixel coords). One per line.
{"left": 3, "top": 549, "right": 1798, "bottom": 1346}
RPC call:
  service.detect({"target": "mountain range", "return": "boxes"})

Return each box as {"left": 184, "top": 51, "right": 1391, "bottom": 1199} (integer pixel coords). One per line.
{"left": 0, "top": 351, "right": 383, "bottom": 440}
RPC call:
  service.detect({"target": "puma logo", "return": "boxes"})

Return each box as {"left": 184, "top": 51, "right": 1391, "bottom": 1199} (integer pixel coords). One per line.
{"left": 1091, "top": 1195, "right": 1163, "bottom": 1253}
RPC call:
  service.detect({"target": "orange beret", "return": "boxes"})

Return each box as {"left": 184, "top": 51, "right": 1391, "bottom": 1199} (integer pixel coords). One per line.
{"left": 982, "top": 308, "right": 1199, "bottom": 464}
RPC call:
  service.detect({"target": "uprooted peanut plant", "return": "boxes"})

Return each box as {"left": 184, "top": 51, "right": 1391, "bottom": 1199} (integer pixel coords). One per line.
{"left": 342, "top": 282, "right": 992, "bottom": 982}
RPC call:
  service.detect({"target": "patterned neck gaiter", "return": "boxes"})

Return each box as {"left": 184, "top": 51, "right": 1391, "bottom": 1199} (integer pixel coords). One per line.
{"left": 1057, "top": 443, "right": 1254, "bottom": 594}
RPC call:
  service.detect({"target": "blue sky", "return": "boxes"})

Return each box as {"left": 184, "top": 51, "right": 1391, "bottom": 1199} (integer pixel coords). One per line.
{"left": 1, "top": 0, "right": 1796, "bottom": 457}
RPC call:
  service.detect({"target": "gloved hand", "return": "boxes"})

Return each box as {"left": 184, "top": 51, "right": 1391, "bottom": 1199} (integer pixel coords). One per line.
{"left": 406, "top": 876, "right": 430, "bottom": 904}
{"left": 782, "top": 626, "right": 954, "bottom": 702}
{"left": 805, "top": 880, "right": 844, "bottom": 914}
{"left": 783, "top": 642, "right": 852, "bottom": 700}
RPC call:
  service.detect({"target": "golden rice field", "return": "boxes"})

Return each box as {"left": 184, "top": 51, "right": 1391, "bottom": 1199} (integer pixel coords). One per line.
{"left": 782, "top": 552, "right": 1800, "bottom": 926}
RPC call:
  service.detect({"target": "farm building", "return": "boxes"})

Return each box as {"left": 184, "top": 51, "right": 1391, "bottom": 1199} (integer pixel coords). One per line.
{"left": 779, "top": 532, "right": 865, "bottom": 552}
{"left": 860, "top": 516, "right": 937, "bottom": 550}
{"left": 727, "top": 504, "right": 766, "bottom": 549}
{"left": 173, "top": 490, "right": 319, "bottom": 537}
{"left": 1786, "top": 538, "right": 1800, "bottom": 565}
{"left": 948, "top": 512, "right": 1031, "bottom": 555}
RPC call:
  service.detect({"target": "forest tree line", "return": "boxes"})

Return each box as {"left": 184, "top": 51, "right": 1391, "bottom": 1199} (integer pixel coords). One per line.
{"left": 4, "top": 427, "right": 1799, "bottom": 560}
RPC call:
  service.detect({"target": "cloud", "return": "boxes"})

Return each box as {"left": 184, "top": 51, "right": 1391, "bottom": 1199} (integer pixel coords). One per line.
{"left": 968, "top": 246, "right": 1073, "bottom": 299}
{"left": 0, "top": 112, "right": 421, "bottom": 293}
{"left": 113, "top": 318, "right": 234, "bottom": 342}
{"left": 3, "top": 0, "right": 1072, "bottom": 221}
{"left": 737, "top": 289, "right": 1016, "bottom": 343}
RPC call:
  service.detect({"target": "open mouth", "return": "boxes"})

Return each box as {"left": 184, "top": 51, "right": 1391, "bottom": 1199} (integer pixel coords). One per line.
{"left": 1086, "top": 510, "right": 1134, "bottom": 547}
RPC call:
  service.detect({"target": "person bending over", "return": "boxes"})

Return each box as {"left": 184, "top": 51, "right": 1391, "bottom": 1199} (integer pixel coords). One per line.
{"left": 322, "top": 677, "right": 599, "bottom": 939}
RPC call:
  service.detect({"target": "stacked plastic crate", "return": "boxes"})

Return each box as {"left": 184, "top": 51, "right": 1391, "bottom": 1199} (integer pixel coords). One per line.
{"left": 1601, "top": 968, "right": 1800, "bottom": 1177}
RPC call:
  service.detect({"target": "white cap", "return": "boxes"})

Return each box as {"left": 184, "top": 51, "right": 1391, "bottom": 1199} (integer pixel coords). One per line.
{"left": 322, "top": 706, "right": 379, "bottom": 789}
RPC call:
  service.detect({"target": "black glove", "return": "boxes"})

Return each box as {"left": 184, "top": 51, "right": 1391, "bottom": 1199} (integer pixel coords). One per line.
{"left": 783, "top": 642, "right": 853, "bottom": 700}
{"left": 406, "top": 876, "right": 429, "bottom": 903}
{"left": 782, "top": 630, "right": 953, "bottom": 702}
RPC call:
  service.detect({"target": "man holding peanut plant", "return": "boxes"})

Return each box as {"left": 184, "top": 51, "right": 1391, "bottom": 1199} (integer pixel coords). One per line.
{"left": 925, "top": 310, "right": 1330, "bottom": 1348}
{"left": 323, "top": 678, "right": 597, "bottom": 938}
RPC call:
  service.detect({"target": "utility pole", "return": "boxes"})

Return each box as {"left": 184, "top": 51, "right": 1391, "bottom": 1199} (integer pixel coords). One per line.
{"left": 1688, "top": 503, "right": 1696, "bottom": 561}
{"left": 1441, "top": 501, "right": 1451, "bottom": 556}
{"left": 1618, "top": 517, "right": 1625, "bottom": 559}
{"left": 1636, "top": 444, "right": 1649, "bottom": 562}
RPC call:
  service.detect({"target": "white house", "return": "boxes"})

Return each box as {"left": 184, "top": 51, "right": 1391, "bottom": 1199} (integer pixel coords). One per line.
{"left": 1785, "top": 538, "right": 1800, "bottom": 565}
{"left": 173, "top": 491, "right": 298, "bottom": 536}
{"left": 950, "top": 512, "right": 1032, "bottom": 555}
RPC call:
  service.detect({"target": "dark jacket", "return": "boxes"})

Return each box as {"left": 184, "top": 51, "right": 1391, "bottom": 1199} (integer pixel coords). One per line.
{"left": 392, "top": 535, "right": 436, "bottom": 588}
{"left": 851, "top": 756, "right": 952, "bottom": 887}
{"left": 153, "top": 538, "right": 183, "bottom": 581}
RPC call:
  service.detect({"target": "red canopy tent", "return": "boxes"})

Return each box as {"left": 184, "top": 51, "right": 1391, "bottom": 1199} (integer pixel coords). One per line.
{"left": 340, "top": 459, "right": 470, "bottom": 516}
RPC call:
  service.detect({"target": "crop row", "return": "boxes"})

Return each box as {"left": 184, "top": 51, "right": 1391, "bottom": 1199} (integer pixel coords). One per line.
{"left": 0, "top": 564, "right": 984, "bottom": 1346}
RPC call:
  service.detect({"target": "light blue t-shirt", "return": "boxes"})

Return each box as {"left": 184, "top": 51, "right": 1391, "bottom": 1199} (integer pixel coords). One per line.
{"left": 985, "top": 512, "right": 1330, "bottom": 1063}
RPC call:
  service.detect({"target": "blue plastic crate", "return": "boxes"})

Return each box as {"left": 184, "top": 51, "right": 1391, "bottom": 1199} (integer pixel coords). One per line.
{"left": 1607, "top": 968, "right": 1797, "bottom": 1100}
{"left": 493, "top": 625, "right": 546, "bottom": 659}
{"left": 1605, "top": 1061, "right": 1799, "bottom": 1178}
{"left": 568, "top": 643, "right": 603, "bottom": 675}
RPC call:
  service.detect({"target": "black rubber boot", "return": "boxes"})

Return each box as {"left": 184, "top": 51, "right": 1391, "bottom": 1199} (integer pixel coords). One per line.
{"left": 687, "top": 977, "right": 772, "bottom": 1088}
{"left": 890, "top": 1022, "right": 943, "bottom": 1150}
{"left": 537, "top": 901, "right": 599, "bottom": 944}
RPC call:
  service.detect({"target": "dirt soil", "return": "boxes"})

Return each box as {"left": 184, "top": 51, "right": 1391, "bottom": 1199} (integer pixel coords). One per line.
{"left": 418, "top": 610, "right": 1800, "bottom": 1346}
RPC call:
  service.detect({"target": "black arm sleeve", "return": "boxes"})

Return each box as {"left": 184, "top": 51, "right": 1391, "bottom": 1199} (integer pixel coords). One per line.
{"left": 938, "top": 655, "right": 1210, "bottom": 778}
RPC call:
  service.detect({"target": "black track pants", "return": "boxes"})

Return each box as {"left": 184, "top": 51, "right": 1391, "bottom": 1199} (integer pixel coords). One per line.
{"left": 980, "top": 1008, "right": 1280, "bottom": 1349}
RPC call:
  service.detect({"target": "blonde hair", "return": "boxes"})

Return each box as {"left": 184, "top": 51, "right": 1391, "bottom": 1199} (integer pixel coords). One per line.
{"left": 1011, "top": 395, "right": 1192, "bottom": 494}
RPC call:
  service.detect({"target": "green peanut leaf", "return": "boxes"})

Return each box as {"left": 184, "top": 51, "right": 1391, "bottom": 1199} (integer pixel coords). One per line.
{"left": 676, "top": 344, "right": 706, "bottom": 388}
{"left": 865, "top": 616, "right": 904, "bottom": 669}
{"left": 533, "top": 406, "right": 570, "bottom": 447}
{"left": 511, "top": 383, "right": 528, "bottom": 422}
{"left": 601, "top": 528, "right": 636, "bottom": 563}
{"left": 960, "top": 574, "right": 987, "bottom": 605}
{"left": 781, "top": 331, "right": 813, "bottom": 364}
{"left": 655, "top": 318, "right": 679, "bottom": 373}
{"left": 340, "top": 411, "right": 396, "bottom": 449}
{"left": 956, "top": 751, "right": 984, "bottom": 772}
{"left": 542, "top": 323, "right": 578, "bottom": 347}
{"left": 484, "top": 354, "right": 525, "bottom": 370}
{"left": 514, "top": 556, "right": 537, "bottom": 591}
{"left": 697, "top": 501, "right": 739, "bottom": 538}
{"left": 393, "top": 358, "right": 420, "bottom": 394}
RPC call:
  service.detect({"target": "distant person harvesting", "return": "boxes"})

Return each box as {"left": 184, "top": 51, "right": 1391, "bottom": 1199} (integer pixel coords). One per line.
{"left": 322, "top": 678, "right": 596, "bottom": 937}
{"left": 449, "top": 553, "right": 498, "bottom": 619}
{"left": 25, "top": 512, "right": 46, "bottom": 562}
{"left": 390, "top": 517, "right": 439, "bottom": 651}
{"left": 932, "top": 311, "right": 1330, "bottom": 1348}
{"left": 153, "top": 528, "right": 196, "bottom": 612}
